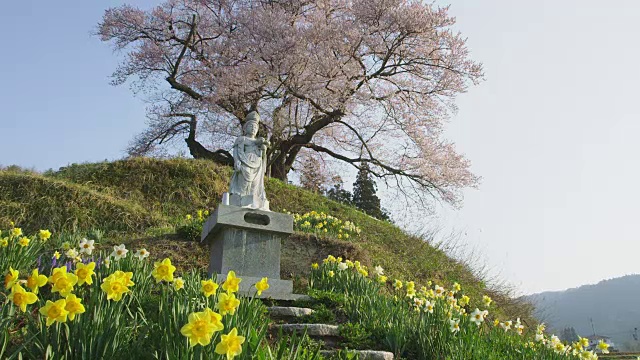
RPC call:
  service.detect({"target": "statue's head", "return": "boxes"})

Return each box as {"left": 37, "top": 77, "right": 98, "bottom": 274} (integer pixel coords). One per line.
{"left": 243, "top": 111, "right": 260, "bottom": 138}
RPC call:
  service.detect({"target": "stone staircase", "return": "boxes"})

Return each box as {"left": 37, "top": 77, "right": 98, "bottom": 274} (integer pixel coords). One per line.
{"left": 266, "top": 305, "right": 394, "bottom": 360}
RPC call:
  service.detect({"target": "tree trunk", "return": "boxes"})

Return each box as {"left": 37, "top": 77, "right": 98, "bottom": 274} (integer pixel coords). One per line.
{"left": 269, "top": 155, "right": 289, "bottom": 181}
{"left": 269, "top": 142, "right": 301, "bottom": 181}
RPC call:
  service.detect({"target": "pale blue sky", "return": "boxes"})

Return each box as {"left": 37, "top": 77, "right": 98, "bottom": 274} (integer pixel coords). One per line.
{"left": 1, "top": 0, "right": 638, "bottom": 294}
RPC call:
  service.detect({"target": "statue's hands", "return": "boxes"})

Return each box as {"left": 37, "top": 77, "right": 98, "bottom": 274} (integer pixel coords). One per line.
{"left": 257, "top": 137, "right": 270, "bottom": 149}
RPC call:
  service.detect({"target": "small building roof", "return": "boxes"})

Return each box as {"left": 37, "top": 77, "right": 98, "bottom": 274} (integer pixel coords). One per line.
{"left": 585, "top": 335, "right": 611, "bottom": 340}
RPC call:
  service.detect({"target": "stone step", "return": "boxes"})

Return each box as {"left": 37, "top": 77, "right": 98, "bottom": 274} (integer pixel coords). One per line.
{"left": 272, "top": 323, "right": 340, "bottom": 337}
{"left": 263, "top": 293, "right": 310, "bottom": 301}
{"left": 267, "top": 306, "right": 314, "bottom": 319}
{"left": 319, "top": 350, "right": 394, "bottom": 360}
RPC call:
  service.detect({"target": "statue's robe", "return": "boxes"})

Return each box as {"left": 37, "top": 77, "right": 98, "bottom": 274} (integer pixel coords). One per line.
{"left": 229, "top": 136, "right": 269, "bottom": 210}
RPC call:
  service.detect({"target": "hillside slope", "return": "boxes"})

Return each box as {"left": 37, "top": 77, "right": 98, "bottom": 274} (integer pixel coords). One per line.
{"left": 1, "top": 157, "right": 529, "bottom": 319}
{"left": 526, "top": 274, "right": 640, "bottom": 351}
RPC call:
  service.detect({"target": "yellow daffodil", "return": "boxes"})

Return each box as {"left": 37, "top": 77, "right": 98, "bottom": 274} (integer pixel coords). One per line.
{"left": 453, "top": 282, "right": 461, "bottom": 292}
{"left": 553, "top": 342, "right": 566, "bottom": 354}
{"left": 186, "top": 214, "right": 192, "bottom": 220}
{"left": 65, "top": 248, "right": 79, "bottom": 258}
{"left": 51, "top": 272, "right": 78, "bottom": 297}
{"left": 377, "top": 275, "right": 387, "bottom": 284}
{"left": 8, "top": 284, "right": 38, "bottom": 312}
{"left": 75, "top": 262, "right": 96, "bottom": 286}
{"left": 598, "top": 340, "right": 610, "bottom": 354}
{"left": 328, "top": 270, "right": 335, "bottom": 278}
{"left": 49, "top": 266, "right": 67, "bottom": 284}
{"left": 101, "top": 278, "right": 129, "bottom": 301}
{"left": 222, "top": 271, "right": 241, "bottom": 293}
{"left": 173, "top": 277, "right": 185, "bottom": 290}
{"left": 573, "top": 341, "right": 583, "bottom": 352}
{"left": 201, "top": 279, "right": 219, "bottom": 297}
{"left": 255, "top": 277, "right": 269, "bottom": 296}
{"left": 311, "top": 263, "right": 319, "bottom": 269}
{"left": 18, "top": 237, "right": 30, "bottom": 247}
{"left": 216, "top": 292, "right": 241, "bottom": 316}
{"left": 0, "top": 237, "right": 8, "bottom": 247}
{"left": 101, "top": 271, "right": 134, "bottom": 301}
{"left": 5, "top": 267, "right": 19, "bottom": 289}
{"left": 152, "top": 258, "right": 176, "bottom": 283}
{"left": 26, "top": 269, "right": 48, "bottom": 294}
{"left": 393, "top": 279, "right": 403, "bottom": 290}
{"left": 40, "top": 299, "right": 69, "bottom": 326}
{"left": 579, "top": 337, "right": 589, "bottom": 348}
{"left": 10, "top": 227, "right": 22, "bottom": 238}
{"left": 406, "top": 288, "right": 416, "bottom": 298}
{"left": 64, "top": 294, "right": 85, "bottom": 321}
{"left": 482, "top": 295, "right": 492, "bottom": 308}
{"left": 215, "top": 327, "right": 245, "bottom": 360}
{"left": 459, "top": 295, "right": 470, "bottom": 307}
{"left": 53, "top": 251, "right": 61, "bottom": 260}
{"left": 180, "top": 310, "right": 217, "bottom": 347}
{"left": 38, "top": 229, "right": 52, "bottom": 241}
{"left": 203, "top": 308, "right": 225, "bottom": 332}
{"left": 113, "top": 270, "right": 135, "bottom": 287}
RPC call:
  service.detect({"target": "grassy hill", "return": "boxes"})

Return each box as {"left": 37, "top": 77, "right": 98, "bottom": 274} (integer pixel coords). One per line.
{"left": 0, "top": 157, "right": 528, "bottom": 320}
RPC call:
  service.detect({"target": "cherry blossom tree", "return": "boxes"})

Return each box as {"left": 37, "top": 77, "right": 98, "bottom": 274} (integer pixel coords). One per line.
{"left": 98, "top": 0, "right": 483, "bottom": 206}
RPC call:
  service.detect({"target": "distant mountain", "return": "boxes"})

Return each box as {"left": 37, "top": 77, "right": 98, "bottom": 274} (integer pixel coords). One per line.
{"left": 524, "top": 275, "right": 640, "bottom": 351}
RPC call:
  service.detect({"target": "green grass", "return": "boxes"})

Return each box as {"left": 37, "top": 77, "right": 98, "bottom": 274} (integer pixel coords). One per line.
{"left": 0, "top": 171, "right": 164, "bottom": 234}
{"left": 1, "top": 157, "right": 530, "bottom": 322}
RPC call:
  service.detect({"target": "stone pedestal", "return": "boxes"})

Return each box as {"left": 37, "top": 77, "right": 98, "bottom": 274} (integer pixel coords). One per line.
{"left": 201, "top": 204, "right": 300, "bottom": 299}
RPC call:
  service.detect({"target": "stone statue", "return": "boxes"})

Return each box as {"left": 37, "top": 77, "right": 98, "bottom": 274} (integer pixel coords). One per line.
{"left": 228, "top": 111, "right": 270, "bottom": 211}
